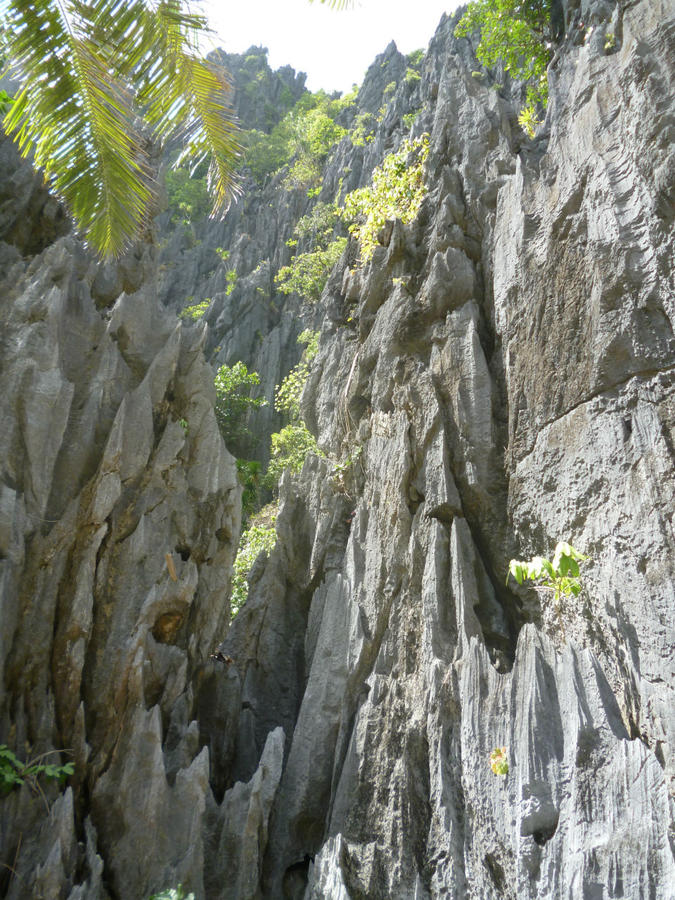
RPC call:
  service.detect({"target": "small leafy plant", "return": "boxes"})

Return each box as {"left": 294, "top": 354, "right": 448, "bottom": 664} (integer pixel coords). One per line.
{"left": 264, "top": 330, "right": 323, "bottom": 490}
{"left": 179, "top": 298, "right": 211, "bottom": 320}
{"left": 490, "top": 747, "right": 509, "bottom": 776}
{"left": 0, "top": 745, "right": 74, "bottom": 795}
{"left": 275, "top": 238, "right": 346, "bottom": 303}
{"left": 506, "top": 542, "right": 588, "bottom": 636}
{"left": 455, "top": 0, "right": 553, "bottom": 136}
{"left": 343, "top": 134, "right": 429, "bottom": 264}
{"left": 149, "top": 887, "right": 194, "bottom": 900}
{"left": 214, "top": 362, "right": 266, "bottom": 456}
{"left": 231, "top": 504, "right": 278, "bottom": 616}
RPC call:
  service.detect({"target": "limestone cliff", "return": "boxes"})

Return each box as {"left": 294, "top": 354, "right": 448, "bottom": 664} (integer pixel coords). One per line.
{"left": 0, "top": 0, "right": 673, "bottom": 898}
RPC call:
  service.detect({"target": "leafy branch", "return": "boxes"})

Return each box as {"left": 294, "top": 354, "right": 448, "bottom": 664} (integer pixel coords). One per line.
{"left": 0, "top": 745, "right": 74, "bottom": 796}
{"left": 2, "top": 0, "right": 241, "bottom": 257}
{"left": 506, "top": 542, "right": 588, "bottom": 636}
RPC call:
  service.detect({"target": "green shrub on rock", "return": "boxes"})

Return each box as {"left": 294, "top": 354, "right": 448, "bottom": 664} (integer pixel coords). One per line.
{"left": 454, "top": 0, "right": 552, "bottom": 134}
{"left": 231, "top": 504, "right": 277, "bottom": 616}
{"left": 214, "top": 362, "right": 266, "bottom": 455}
{"left": 343, "top": 134, "right": 429, "bottom": 263}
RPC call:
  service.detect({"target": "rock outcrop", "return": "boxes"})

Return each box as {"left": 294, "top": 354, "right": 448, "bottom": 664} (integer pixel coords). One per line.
{"left": 0, "top": 0, "right": 673, "bottom": 897}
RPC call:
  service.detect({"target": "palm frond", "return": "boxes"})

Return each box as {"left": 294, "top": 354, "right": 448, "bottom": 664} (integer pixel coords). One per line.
{"left": 2, "top": 0, "right": 241, "bottom": 257}
{"left": 311, "top": 0, "right": 355, "bottom": 8}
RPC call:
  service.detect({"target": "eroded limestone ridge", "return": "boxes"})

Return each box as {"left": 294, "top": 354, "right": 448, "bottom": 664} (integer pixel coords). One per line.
{"left": 0, "top": 0, "right": 674, "bottom": 897}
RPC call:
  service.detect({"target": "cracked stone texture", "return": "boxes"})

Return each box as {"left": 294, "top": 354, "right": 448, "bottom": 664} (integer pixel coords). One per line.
{"left": 218, "top": 1, "right": 675, "bottom": 897}
{"left": 1, "top": 0, "right": 674, "bottom": 897}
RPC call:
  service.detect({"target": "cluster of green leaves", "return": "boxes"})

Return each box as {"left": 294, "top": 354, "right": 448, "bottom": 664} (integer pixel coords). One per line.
{"left": 402, "top": 108, "right": 423, "bottom": 130}
{"left": 244, "top": 90, "right": 349, "bottom": 187}
{"left": 2, "top": 0, "right": 240, "bottom": 257}
{"left": 231, "top": 504, "right": 277, "bottom": 615}
{"left": 490, "top": 747, "right": 509, "bottom": 776}
{"left": 0, "top": 89, "right": 12, "bottom": 115}
{"left": 165, "top": 168, "right": 211, "bottom": 226}
{"left": 404, "top": 67, "right": 421, "bottom": 86}
{"left": 343, "top": 134, "right": 430, "bottom": 263}
{"left": 454, "top": 0, "right": 552, "bottom": 135}
{"left": 273, "top": 329, "right": 319, "bottom": 419}
{"left": 506, "top": 542, "right": 587, "bottom": 601}
{"left": 275, "top": 238, "right": 346, "bottom": 303}
{"left": 507, "top": 541, "right": 588, "bottom": 636}
{"left": 237, "top": 458, "right": 263, "bottom": 519}
{"left": 264, "top": 330, "right": 322, "bottom": 489}
{"left": 213, "top": 361, "right": 266, "bottom": 456}
{"left": 179, "top": 298, "right": 210, "bottom": 320}
{"left": 406, "top": 48, "right": 425, "bottom": 68}
{"left": 383, "top": 81, "right": 397, "bottom": 100}
{"left": 149, "top": 886, "right": 194, "bottom": 900}
{"left": 291, "top": 201, "right": 342, "bottom": 244}
{"left": 349, "top": 111, "right": 377, "bottom": 147}
{"left": 265, "top": 423, "right": 322, "bottom": 488}
{"left": 225, "top": 269, "right": 238, "bottom": 295}
{"left": 0, "top": 745, "right": 74, "bottom": 795}
{"left": 276, "top": 203, "right": 346, "bottom": 302}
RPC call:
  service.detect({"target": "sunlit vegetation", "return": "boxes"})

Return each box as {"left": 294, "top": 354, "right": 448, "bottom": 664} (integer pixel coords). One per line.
{"left": 343, "top": 134, "right": 430, "bottom": 263}
{"left": 455, "top": 0, "right": 553, "bottom": 135}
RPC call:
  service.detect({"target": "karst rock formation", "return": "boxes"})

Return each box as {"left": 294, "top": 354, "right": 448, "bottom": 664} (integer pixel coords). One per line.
{"left": 0, "top": 0, "right": 673, "bottom": 897}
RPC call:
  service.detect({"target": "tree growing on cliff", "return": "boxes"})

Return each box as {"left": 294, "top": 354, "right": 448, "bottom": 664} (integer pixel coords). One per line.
{"left": 2, "top": 0, "right": 241, "bottom": 258}
{"left": 454, "top": 0, "right": 554, "bottom": 134}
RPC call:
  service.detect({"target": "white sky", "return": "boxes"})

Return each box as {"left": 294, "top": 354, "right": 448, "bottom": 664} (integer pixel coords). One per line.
{"left": 202, "top": 0, "right": 462, "bottom": 94}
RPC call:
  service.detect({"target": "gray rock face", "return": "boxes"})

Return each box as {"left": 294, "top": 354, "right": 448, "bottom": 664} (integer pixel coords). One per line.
{"left": 1, "top": 0, "right": 674, "bottom": 897}
{"left": 215, "top": 1, "right": 675, "bottom": 897}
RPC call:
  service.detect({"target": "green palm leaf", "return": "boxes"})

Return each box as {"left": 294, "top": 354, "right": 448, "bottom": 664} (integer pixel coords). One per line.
{"left": 2, "top": 0, "right": 241, "bottom": 258}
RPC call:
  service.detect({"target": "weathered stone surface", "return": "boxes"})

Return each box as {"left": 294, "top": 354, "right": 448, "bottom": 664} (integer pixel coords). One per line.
{"left": 0, "top": 200, "right": 241, "bottom": 896}
{"left": 1, "top": 0, "right": 674, "bottom": 896}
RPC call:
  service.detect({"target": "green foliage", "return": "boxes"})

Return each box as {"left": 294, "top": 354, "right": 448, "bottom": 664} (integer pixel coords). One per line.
{"left": 383, "top": 81, "right": 397, "bottom": 99}
{"left": 275, "top": 238, "right": 346, "bottom": 303}
{"left": 263, "top": 330, "right": 322, "bottom": 490}
{"left": 349, "top": 111, "right": 377, "bottom": 147}
{"left": 214, "top": 247, "right": 230, "bottom": 262}
{"left": 404, "top": 67, "right": 421, "bottom": 86}
{"left": 179, "top": 298, "right": 211, "bottom": 320}
{"left": 165, "top": 169, "right": 210, "bottom": 226}
{"left": 343, "top": 134, "right": 430, "bottom": 263}
{"left": 506, "top": 542, "right": 587, "bottom": 600}
{"left": 0, "top": 89, "right": 12, "bottom": 115}
{"left": 293, "top": 202, "right": 342, "bottom": 242}
{"left": 2, "top": 0, "right": 240, "bottom": 258}
{"left": 237, "top": 459, "right": 262, "bottom": 519}
{"left": 148, "top": 886, "right": 194, "bottom": 900}
{"left": 402, "top": 108, "right": 422, "bottom": 129}
{"left": 264, "top": 423, "right": 322, "bottom": 488}
{"left": 231, "top": 505, "right": 277, "bottom": 615}
{"left": 214, "top": 362, "right": 266, "bottom": 454}
{"left": 454, "top": 0, "right": 552, "bottom": 133}
{"left": 0, "top": 745, "right": 74, "bottom": 795}
{"left": 225, "top": 269, "right": 238, "bottom": 295}
{"left": 244, "top": 90, "right": 347, "bottom": 186}
{"left": 273, "top": 330, "right": 319, "bottom": 419}
{"left": 517, "top": 103, "right": 541, "bottom": 138}
{"left": 275, "top": 203, "right": 345, "bottom": 302}
{"left": 490, "top": 747, "right": 509, "bottom": 776}
{"left": 406, "top": 48, "right": 424, "bottom": 68}
{"left": 283, "top": 103, "right": 346, "bottom": 191}
{"left": 507, "top": 542, "right": 588, "bottom": 636}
